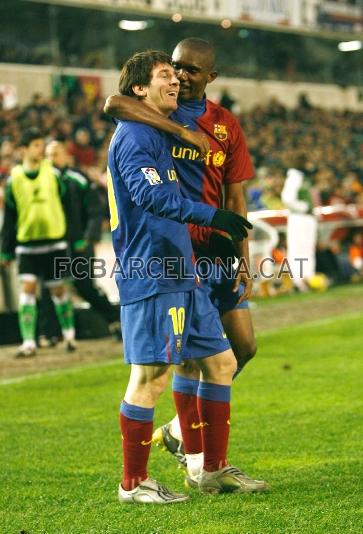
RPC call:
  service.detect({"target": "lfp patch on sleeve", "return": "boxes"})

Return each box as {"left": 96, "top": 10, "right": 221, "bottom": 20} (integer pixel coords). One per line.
{"left": 141, "top": 167, "right": 163, "bottom": 185}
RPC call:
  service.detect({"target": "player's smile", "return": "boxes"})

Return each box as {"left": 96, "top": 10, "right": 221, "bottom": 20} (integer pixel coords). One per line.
{"left": 166, "top": 89, "right": 179, "bottom": 101}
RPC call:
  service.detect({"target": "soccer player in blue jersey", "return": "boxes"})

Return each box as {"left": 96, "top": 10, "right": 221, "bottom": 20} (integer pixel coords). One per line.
{"left": 105, "top": 39, "right": 266, "bottom": 489}
{"left": 107, "top": 50, "right": 266, "bottom": 504}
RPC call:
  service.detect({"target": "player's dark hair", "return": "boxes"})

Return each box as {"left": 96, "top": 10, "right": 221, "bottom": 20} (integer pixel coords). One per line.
{"left": 119, "top": 50, "right": 172, "bottom": 97}
{"left": 19, "top": 127, "right": 44, "bottom": 147}
{"left": 176, "top": 38, "right": 216, "bottom": 69}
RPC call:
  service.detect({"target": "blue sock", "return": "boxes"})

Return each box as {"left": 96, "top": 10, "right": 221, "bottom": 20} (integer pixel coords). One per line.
{"left": 120, "top": 400, "right": 154, "bottom": 421}
{"left": 172, "top": 373, "right": 199, "bottom": 395}
{"left": 197, "top": 382, "right": 231, "bottom": 402}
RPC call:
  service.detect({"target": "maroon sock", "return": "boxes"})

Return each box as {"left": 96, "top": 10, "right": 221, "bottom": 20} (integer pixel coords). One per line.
{"left": 173, "top": 390, "right": 203, "bottom": 454}
{"left": 120, "top": 404, "right": 154, "bottom": 491}
{"left": 197, "top": 382, "right": 231, "bottom": 472}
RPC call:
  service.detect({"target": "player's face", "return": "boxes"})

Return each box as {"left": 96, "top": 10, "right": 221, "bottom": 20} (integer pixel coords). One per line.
{"left": 26, "top": 138, "right": 45, "bottom": 163}
{"left": 46, "top": 143, "right": 68, "bottom": 169}
{"left": 144, "top": 63, "right": 180, "bottom": 116}
{"left": 171, "top": 46, "right": 217, "bottom": 101}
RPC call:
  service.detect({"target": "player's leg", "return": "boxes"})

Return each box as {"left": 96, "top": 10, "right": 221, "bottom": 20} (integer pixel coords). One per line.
{"left": 169, "top": 361, "right": 203, "bottom": 476}
{"left": 118, "top": 294, "right": 190, "bottom": 504}
{"left": 221, "top": 307, "right": 257, "bottom": 377}
{"left": 153, "top": 285, "right": 256, "bottom": 466}
{"left": 195, "top": 349, "right": 268, "bottom": 493}
{"left": 174, "top": 287, "right": 233, "bottom": 486}
{"left": 37, "top": 285, "right": 61, "bottom": 346}
{"left": 195, "top": 348, "right": 235, "bottom": 472}
{"left": 187, "top": 287, "right": 268, "bottom": 494}
{"left": 16, "top": 252, "right": 40, "bottom": 357}
{"left": 152, "top": 362, "right": 200, "bottom": 469}
{"left": 121, "top": 363, "right": 169, "bottom": 489}
{"left": 44, "top": 249, "right": 76, "bottom": 351}
{"left": 120, "top": 363, "right": 188, "bottom": 503}
{"left": 48, "top": 282, "right": 76, "bottom": 351}
{"left": 17, "top": 275, "right": 38, "bottom": 357}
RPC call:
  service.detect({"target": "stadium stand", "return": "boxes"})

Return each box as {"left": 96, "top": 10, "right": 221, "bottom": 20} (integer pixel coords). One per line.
{"left": 1, "top": 91, "right": 362, "bottom": 309}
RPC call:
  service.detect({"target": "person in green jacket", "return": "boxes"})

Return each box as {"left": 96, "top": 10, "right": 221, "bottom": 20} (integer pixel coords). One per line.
{"left": 0, "top": 127, "right": 76, "bottom": 357}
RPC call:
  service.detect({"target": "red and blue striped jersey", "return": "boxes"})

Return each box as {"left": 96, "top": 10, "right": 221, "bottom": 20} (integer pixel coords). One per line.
{"left": 170, "top": 98, "right": 254, "bottom": 247}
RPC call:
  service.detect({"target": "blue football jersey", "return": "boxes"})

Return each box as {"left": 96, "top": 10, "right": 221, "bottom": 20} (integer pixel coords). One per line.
{"left": 107, "top": 121, "right": 216, "bottom": 305}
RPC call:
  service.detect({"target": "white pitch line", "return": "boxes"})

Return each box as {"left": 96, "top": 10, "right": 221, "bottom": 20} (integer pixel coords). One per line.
{"left": 1, "top": 310, "right": 362, "bottom": 386}
{"left": 0, "top": 358, "right": 121, "bottom": 386}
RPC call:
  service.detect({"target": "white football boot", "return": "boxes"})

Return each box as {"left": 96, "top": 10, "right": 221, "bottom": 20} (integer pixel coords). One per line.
{"left": 199, "top": 465, "right": 270, "bottom": 494}
{"left": 118, "top": 478, "right": 189, "bottom": 504}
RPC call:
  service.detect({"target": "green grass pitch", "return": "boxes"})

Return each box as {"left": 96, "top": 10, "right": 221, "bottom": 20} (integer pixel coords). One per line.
{"left": 1, "top": 311, "right": 362, "bottom": 533}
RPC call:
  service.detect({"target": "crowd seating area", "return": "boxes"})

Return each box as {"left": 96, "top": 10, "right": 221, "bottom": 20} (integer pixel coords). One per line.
{"left": 1, "top": 92, "right": 363, "bottom": 287}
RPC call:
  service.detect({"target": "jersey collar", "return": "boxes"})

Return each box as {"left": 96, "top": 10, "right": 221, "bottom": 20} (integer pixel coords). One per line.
{"left": 178, "top": 96, "right": 206, "bottom": 118}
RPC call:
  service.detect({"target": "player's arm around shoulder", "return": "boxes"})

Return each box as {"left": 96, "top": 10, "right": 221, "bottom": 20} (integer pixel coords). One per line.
{"left": 104, "top": 95, "right": 209, "bottom": 157}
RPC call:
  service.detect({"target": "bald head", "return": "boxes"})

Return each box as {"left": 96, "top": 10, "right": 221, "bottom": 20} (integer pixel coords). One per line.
{"left": 174, "top": 38, "right": 216, "bottom": 70}
{"left": 171, "top": 38, "right": 218, "bottom": 100}
{"left": 46, "top": 140, "right": 69, "bottom": 170}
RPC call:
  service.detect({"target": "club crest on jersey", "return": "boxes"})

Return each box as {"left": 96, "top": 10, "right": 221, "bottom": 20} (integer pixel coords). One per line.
{"left": 176, "top": 338, "right": 182, "bottom": 353}
{"left": 214, "top": 124, "right": 228, "bottom": 141}
{"left": 141, "top": 167, "right": 163, "bottom": 185}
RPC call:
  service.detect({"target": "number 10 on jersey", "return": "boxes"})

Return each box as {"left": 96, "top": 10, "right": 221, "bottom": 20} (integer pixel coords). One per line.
{"left": 168, "top": 307, "right": 185, "bottom": 336}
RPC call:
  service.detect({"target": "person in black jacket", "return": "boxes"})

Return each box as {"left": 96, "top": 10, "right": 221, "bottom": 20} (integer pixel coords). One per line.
{"left": 38, "top": 140, "right": 120, "bottom": 343}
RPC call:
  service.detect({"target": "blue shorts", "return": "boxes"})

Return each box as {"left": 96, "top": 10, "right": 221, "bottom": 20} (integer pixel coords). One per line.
{"left": 199, "top": 262, "right": 249, "bottom": 316}
{"left": 121, "top": 286, "right": 230, "bottom": 365}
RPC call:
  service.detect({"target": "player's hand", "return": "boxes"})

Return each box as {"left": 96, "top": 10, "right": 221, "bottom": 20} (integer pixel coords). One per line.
{"left": 210, "top": 209, "right": 253, "bottom": 240}
{"left": 232, "top": 265, "right": 252, "bottom": 303}
{"left": 179, "top": 128, "right": 210, "bottom": 159}
{"left": 208, "top": 232, "right": 238, "bottom": 263}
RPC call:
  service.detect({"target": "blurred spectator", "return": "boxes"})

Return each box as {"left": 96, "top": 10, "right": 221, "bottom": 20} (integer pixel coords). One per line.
{"left": 37, "top": 140, "right": 120, "bottom": 343}
{"left": 272, "top": 233, "right": 294, "bottom": 294}
{"left": 260, "top": 168, "right": 285, "bottom": 210}
{"left": 219, "top": 88, "right": 235, "bottom": 111}
{"left": 348, "top": 230, "right": 363, "bottom": 276}
{"left": 68, "top": 128, "right": 96, "bottom": 169}
{"left": 281, "top": 153, "right": 318, "bottom": 291}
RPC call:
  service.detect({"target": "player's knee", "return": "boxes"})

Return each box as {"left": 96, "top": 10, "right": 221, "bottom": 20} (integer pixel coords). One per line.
{"left": 202, "top": 351, "right": 237, "bottom": 382}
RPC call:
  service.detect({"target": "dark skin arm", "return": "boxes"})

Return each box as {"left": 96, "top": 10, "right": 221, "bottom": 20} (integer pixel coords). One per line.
{"left": 104, "top": 95, "right": 210, "bottom": 158}
{"left": 224, "top": 182, "right": 252, "bottom": 302}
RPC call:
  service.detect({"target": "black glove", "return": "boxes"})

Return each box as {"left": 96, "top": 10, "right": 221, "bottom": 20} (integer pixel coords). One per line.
{"left": 208, "top": 232, "right": 239, "bottom": 263}
{"left": 210, "top": 209, "right": 253, "bottom": 240}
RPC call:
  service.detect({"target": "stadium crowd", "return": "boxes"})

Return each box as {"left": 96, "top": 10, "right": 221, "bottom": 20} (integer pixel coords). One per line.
{"left": 1, "top": 91, "right": 363, "bottom": 293}
{"left": 243, "top": 97, "right": 363, "bottom": 210}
